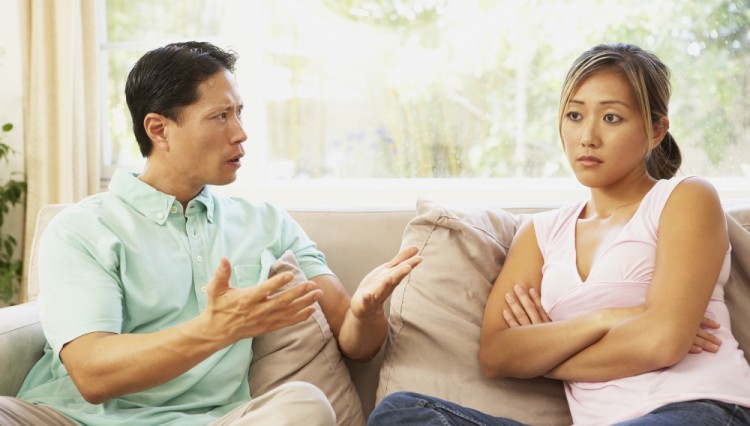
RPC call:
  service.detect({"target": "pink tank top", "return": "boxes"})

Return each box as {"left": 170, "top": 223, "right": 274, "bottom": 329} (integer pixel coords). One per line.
{"left": 533, "top": 177, "right": 750, "bottom": 425}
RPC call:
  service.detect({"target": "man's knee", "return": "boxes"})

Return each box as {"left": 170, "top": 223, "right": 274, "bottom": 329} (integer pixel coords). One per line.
{"left": 0, "top": 396, "right": 31, "bottom": 424}
{"left": 276, "top": 382, "right": 336, "bottom": 424}
{"left": 0, "top": 396, "right": 74, "bottom": 426}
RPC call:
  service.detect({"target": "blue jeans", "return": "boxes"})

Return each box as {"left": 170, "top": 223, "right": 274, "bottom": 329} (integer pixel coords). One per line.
{"left": 613, "top": 399, "right": 750, "bottom": 426}
{"left": 369, "top": 392, "right": 750, "bottom": 426}
{"left": 367, "top": 392, "right": 527, "bottom": 426}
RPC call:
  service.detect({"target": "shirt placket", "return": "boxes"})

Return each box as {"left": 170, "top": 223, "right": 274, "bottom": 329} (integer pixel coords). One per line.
{"left": 185, "top": 203, "right": 211, "bottom": 311}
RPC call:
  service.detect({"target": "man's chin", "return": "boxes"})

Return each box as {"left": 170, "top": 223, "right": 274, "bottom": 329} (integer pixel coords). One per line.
{"left": 210, "top": 173, "right": 238, "bottom": 187}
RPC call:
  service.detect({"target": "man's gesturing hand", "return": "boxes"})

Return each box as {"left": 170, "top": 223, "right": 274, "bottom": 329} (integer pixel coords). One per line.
{"left": 350, "top": 246, "right": 422, "bottom": 321}
{"left": 203, "top": 257, "right": 323, "bottom": 344}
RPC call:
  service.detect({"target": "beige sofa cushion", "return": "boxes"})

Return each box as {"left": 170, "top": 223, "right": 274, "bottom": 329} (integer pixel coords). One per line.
{"left": 248, "top": 250, "right": 365, "bottom": 426}
{"left": 377, "top": 199, "right": 572, "bottom": 425}
{"left": 726, "top": 206, "right": 750, "bottom": 362}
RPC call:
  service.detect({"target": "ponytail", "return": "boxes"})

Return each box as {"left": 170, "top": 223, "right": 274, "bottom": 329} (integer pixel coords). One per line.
{"left": 646, "top": 131, "right": 681, "bottom": 179}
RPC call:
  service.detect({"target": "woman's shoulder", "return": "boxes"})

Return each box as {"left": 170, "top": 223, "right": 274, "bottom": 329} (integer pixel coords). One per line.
{"left": 660, "top": 176, "right": 724, "bottom": 225}
{"left": 666, "top": 176, "right": 721, "bottom": 207}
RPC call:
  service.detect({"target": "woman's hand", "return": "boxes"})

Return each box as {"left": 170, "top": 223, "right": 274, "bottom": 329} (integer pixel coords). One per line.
{"left": 503, "top": 284, "right": 550, "bottom": 327}
{"left": 689, "top": 317, "right": 722, "bottom": 354}
{"left": 504, "top": 284, "right": 723, "bottom": 354}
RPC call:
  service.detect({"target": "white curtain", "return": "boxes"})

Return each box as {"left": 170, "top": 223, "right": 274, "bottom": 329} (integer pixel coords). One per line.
{"left": 20, "top": 0, "right": 101, "bottom": 302}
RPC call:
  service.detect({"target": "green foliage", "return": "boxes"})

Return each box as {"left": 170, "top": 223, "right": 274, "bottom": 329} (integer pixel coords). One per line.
{"left": 0, "top": 122, "right": 26, "bottom": 304}
{"left": 103, "top": 0, "right": 750, "bottom": 179}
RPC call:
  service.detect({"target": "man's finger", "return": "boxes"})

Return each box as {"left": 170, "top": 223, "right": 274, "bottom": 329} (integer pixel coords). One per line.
{"left": 385, "top": 246, "right": 420, "bottom": 267}
{"left": 207, "top": 257, "right": 232, "bottom": 297}
{"left": 250, "top": 272, "right": 297, "bottom": 300}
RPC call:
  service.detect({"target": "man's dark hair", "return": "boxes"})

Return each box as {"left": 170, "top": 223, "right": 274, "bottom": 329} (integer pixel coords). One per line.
{"left": 125, "top": 41, "right": 239, "bottom": 157}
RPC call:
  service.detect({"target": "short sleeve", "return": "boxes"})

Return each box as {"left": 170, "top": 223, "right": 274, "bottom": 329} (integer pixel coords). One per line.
{"left": 38, "top": 209, "right": 123, "bottom": 357}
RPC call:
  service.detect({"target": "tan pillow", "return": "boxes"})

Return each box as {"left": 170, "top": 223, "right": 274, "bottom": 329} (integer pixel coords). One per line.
{"left": 248, "top": 250, "right": 365, "bottom": 426}
{"left": 377, "top": 199, "right": 572, "bottom": 426}
{"left": 725, "top": 206, "right": 750, "bottom": 362}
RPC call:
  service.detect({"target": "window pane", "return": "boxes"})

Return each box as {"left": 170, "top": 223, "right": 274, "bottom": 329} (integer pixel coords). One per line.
{"left": 102, "top": 0, "right": 750, "bottom": 181}
{"left": 101, "top": 0, "right": 231, "bottom": 171}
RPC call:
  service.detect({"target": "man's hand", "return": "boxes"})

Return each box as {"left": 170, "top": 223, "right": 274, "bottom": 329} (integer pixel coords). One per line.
{"left": 349, "top": 246, "right": 422, "bottom": 321}
{"left": 202, "top": 257, "right": 324, "bottom": 344}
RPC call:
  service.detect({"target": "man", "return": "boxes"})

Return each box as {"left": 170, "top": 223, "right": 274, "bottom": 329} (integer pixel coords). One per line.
{"left": 0, "top": 41, "right": 421, "bottom": 426}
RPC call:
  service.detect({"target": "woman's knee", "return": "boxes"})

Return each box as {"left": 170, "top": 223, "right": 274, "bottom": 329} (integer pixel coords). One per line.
{"left": 377, "top": 391, "right": 431, "bottom": 410}
{"left": 369, "top": 391, "right": 438, "bottom": 425}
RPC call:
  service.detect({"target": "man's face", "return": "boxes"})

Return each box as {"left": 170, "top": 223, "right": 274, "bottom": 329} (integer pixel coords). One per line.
{"left": 165, "top": 68, "right": 247, "bottom": 189}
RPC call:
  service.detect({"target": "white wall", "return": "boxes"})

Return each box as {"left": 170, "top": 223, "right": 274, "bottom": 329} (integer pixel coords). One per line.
{"left": 0, "top": 0, "right": 26, "bottom": 304}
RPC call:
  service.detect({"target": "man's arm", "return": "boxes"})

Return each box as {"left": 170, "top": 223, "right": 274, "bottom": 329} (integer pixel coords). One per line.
{"left": 313, "top": 246, "right": 422, "bottom": 361}
{"left": 60, "top": 258, "right": 323, "bottom": 404}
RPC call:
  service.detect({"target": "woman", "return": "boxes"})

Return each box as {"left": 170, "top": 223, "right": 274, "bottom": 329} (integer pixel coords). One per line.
{"left": 369, "top": 43, "right": 750, "bottom": 425}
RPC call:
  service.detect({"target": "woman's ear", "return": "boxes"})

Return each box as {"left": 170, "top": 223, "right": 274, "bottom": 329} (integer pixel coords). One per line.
{"left": 652, "top": 117, "right": 670, "bottom": 148}
{"left": 144, "top": 113, "right": 171, "bottom": 153}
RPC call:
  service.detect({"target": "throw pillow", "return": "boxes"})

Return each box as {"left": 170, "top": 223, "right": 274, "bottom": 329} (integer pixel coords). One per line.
{"left": 726, "top": 207, "right": 750, "bottom": 362}
{"left": 376, "top": 199, "right": 572, "bottom": 425}
{"left": 248, "top": 250, "right": 365, "bottom": 426}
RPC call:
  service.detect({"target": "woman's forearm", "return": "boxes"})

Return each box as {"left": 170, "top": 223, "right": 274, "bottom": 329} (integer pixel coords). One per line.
{"left": 479, "top": 309, "right": 612, "bottom": 379}
{"left": 544, "top": 309, "right": 694, "bottom": 381}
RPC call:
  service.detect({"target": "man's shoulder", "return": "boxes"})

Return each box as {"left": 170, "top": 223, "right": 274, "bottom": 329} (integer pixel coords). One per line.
{"left": 213, "top": 195, "right": 290, "bottom": 220}
{"left": 46, "top": 192, "right": 129, "bottom": 233}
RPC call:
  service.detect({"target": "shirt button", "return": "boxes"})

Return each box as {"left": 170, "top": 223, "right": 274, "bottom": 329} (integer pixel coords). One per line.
{"left": 200, "top": 286, "right": 207, "bottom": 293}
{"left": 156, "top": 212, "right": 164, "bottom": 219}
{"left": 171, "top": 206, "right": 178, "bottom": 214}
{"left": 196, "top": 255, "right": 203, "bottom": 263}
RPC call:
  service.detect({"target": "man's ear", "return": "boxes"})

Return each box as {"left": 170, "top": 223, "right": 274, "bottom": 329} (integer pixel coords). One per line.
{"left": 144, "top": 113, "right": 171, "bottom": 153}
{"left": 651, "top": 117, "right": 670, "bottom": 149}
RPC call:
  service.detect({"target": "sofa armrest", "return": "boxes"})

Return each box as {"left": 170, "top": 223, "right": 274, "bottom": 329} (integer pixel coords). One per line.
{"left": 0, "top": 302, "right": 45, "bottom": 396}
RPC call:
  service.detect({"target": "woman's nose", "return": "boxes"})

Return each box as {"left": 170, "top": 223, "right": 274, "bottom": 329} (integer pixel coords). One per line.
{"left": 579, "top": 122, "right": 599, "bottom": 148}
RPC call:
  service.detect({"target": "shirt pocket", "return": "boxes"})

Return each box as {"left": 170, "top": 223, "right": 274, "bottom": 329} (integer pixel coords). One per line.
{"left": 233, "top": 250, "right": 276, "bottom": 288}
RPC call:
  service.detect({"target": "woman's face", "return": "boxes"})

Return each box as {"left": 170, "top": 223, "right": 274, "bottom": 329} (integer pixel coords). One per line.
{"left": 560, "top": 70, "right": 654, "bottom": 189}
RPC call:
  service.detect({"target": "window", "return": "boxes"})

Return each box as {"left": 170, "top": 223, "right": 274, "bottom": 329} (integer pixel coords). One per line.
{"left": 100, "top": 0, "right": 750, "bottom": 207}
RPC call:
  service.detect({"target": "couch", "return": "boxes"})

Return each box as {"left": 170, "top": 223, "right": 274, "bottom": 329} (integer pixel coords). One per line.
{"left": 2, "top": 200, "right": 750, "bottom": 425}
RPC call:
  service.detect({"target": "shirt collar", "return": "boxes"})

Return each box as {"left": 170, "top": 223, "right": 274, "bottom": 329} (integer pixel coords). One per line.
{"left": 109, "top": 169, "right": 216, "bottom": 225}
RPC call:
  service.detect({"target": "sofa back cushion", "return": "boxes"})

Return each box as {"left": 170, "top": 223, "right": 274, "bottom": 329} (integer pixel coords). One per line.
{"left": 248, "top": 250, "right": 365, "bottom": 426}
{"left": 376, "top": 199, "right": 573, "bottom": 425}
{"left": 726, "top": 206, "right": 750, "bottom": 363}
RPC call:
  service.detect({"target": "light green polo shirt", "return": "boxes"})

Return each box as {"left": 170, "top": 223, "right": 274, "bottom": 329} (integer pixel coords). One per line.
{"left": 17, "top": 170, "right": 333, "bottom": 426}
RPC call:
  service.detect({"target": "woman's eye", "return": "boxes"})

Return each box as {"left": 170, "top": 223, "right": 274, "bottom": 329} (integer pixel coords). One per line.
{"left": 566, "top": 111, "right": 581, "bottom": 121}
{"left": 217, "top": 112, "right": 228, "bottom": 120}
{"left": 604, "top": 114, "right": 621, "bottom": 123}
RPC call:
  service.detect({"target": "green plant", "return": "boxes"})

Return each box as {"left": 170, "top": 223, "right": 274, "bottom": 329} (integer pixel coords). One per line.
{"left": 0, "top": 122, "right": 26, "bottom": 304}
